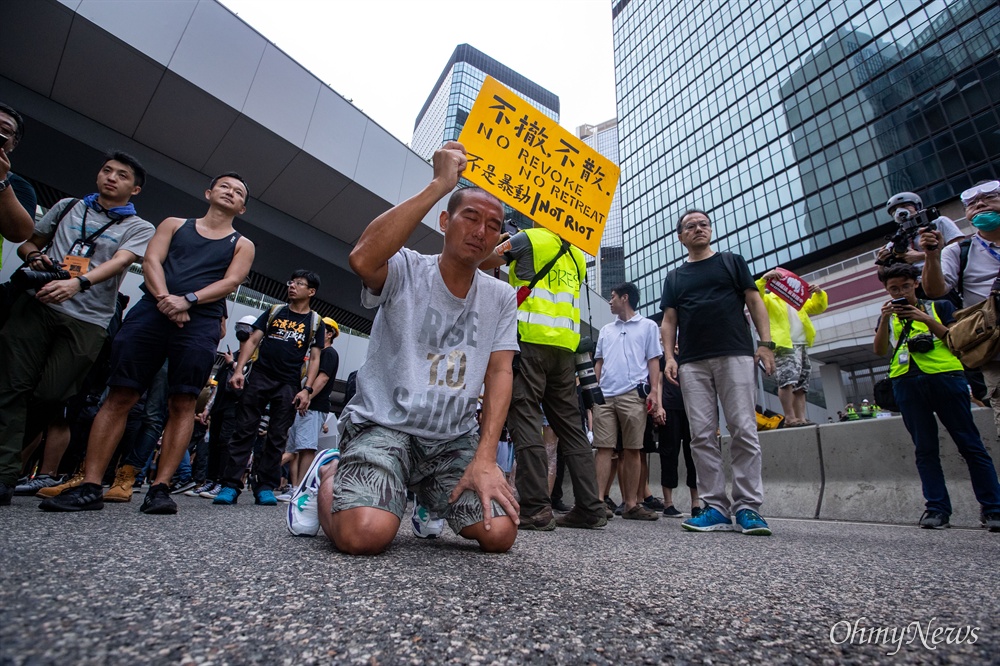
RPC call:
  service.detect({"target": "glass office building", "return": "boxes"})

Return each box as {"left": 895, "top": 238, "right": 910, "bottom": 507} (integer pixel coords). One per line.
{"left": 412, "top": 44, "right": 559, "bottom": 162}
{"left": 613, "top": 0, "right": 1000, "bottom": 311}
{"left": 579, "top": 119, "right": 625, "bottom": 299}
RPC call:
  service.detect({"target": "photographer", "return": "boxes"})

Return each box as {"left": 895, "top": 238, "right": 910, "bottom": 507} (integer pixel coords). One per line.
{"left": 873, "top": 263, "right": 1000, "bottom": 532}
{"left": 921, "top": 179, "right": 1000, "bottom": 433}
{"left": 0, "top": 152, "right": 153, "bottom": 505}
{"left": 876, "top": 191, "right": 963, "bottom": 272}
{"left": 482, "top": 223, "right": 608, "bottom": 531}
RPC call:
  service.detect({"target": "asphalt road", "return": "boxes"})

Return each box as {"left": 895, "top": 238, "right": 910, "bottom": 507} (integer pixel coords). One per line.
{"left": 1, "top": 494, "right": 997, "bottom": 665}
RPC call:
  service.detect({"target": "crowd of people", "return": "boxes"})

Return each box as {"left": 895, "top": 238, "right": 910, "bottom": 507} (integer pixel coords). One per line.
{"left": 1, "top": 98, "right": 998, "bottom": 556}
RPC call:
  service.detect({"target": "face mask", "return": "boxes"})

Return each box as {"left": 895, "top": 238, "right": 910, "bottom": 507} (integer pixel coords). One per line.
{"left": 972, "top": 211, "right": 1000, "bottom": 232}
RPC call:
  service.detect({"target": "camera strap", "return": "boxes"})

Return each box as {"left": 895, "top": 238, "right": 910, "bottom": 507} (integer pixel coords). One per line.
{"left": 890, "top": 319, "right": 914, "bottom": 364}
{"left": 516, "top": 239, "right": 571, "bottom": 307}
{"left": 77, "top": 207, "right": 123, "bottom": 250}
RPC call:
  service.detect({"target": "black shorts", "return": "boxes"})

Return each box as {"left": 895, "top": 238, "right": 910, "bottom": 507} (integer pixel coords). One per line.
{"left": 108, "top": 298, "right": 221, "bottom": 396}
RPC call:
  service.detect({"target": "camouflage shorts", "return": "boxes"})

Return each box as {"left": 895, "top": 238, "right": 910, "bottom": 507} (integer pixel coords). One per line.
{"left": 332, "top": 420, "right": 507, "bottom": 534}
{"left": 774, "top": 345, "right": 811, "bottom": 391}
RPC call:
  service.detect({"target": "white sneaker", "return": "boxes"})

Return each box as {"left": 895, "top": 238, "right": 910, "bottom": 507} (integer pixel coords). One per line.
{"left": 275, "top": 492, "right": 293, "bottom": 503}
{"left": 286, "top": 448, "right": 340, "bottom": 537}
{"left": 411, "top": 500, "right": 446, "bottom": 539}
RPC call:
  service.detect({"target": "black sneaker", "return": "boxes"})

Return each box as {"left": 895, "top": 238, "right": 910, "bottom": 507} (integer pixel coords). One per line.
{"left": 919, "top": 510, "right": 950, "bottom": 529}
{"left": 0, "top": 481, "right": 13, "bottom": 506}
{"left": 39, "top": 483, "right": 104, "bottom": 512}
{"left": 604, "top": 496, "right": 616, "bottom": 512}
{"left": 982, "top": 510, "right": 1000, "bottom": 533}
{"left": 642, "top": 495, "right": 666, "bottom": 511}
{"left": 170, "top": 479, "right": 196, "bottom": 495}
{"left": 614, "top": 502, "right": 625, "bottom": 516}
{"left": 662, "top": 505, "right": 685, "bottom": 518}
{"left": 140, "top": 483, "right": 178, "bottom": 515}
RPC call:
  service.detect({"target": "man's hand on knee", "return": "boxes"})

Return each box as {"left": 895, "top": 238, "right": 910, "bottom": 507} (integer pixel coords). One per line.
{"left": 448, "top": 456, "right": 519, "bottom": 531}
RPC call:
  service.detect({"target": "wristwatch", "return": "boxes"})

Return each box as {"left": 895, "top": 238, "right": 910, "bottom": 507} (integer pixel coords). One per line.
{"left": 0, "top": 177, "right": 9, "bottom": 193}
{"left": 77, "top": 275, "right": 92, "bottom": 291}
{"left": 757, "top": 340, "right": 776, "bottom": 350}
{"left": 303, "top": 386, "right": 314, "bottom": 394}
{"left": 185, "top": 292, "right": 198, "bottom": 305}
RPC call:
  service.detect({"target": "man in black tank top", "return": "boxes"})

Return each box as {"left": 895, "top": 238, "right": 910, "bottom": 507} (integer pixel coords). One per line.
{"left": 41, "top": 173, "right": 256, "bottom": 515}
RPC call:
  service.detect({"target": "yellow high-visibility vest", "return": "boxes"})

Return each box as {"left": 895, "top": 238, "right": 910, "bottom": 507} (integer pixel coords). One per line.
{"left": 509, "top": 228, "right": 584, "bottom": 352}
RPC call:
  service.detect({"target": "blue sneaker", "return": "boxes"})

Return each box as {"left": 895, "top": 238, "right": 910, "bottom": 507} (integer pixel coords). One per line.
{"left": 735, "top": 508, "right": 772, "bottom": 536}
{"left": 255, "top": 490, "right": 278, "bottom": 506}
{"left": 681, "top": 506, "right": 735, "bottom": 532}
{"left": 213, "top": 487, "right": 238, "bottom": 505}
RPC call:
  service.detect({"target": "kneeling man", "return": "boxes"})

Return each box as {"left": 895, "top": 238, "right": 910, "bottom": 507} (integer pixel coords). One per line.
{"left": 293, "top": 142, "right": 520, "bottom": 554}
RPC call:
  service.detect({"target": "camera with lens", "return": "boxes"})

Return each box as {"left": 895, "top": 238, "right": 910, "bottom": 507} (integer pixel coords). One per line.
{"left": 574, "top": 336, "right": 605, "bottom": 409}
{"left": 906, "top": 333, "right": 935, "bottom": 354}
{"left": 10, "top": 267, "right": 72, "bottom": 290}
{"left": 875, "top": 206, "right": 940, "bottom": 267}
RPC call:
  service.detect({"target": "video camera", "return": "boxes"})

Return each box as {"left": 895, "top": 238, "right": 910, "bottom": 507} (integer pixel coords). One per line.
{"left": 575, "top": 336, "right": 605, "bottom": 409}
{"left": 875, "top": 206, "right": 940, "bottom": 267}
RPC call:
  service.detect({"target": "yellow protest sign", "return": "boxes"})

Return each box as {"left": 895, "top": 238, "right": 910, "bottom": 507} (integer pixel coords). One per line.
{"left": 457, "top": 76, "right": 619, "bottom": 256}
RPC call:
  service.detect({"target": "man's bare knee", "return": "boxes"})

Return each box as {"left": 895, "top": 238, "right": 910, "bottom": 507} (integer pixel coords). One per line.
{"left": 460, "top": 516, "right": 517, "bottom": 553}
{"left": 330, "top": 507, "right": 399, "bottom": 556}
{"left": 103, "top": 387, "right": 141, "bottom": 413}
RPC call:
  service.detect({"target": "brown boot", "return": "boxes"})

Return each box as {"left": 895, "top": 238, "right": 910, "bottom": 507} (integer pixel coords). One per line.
{"left": 36, "top": 469, "right": 84, "bottom": 498}
{"left": 103, "top": 464, "right": 137, "bottom": 503}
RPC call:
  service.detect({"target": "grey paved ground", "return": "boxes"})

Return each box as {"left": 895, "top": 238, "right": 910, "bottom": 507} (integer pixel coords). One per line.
{"left": 1, "top": 494, "right": 997, "bottom": 665}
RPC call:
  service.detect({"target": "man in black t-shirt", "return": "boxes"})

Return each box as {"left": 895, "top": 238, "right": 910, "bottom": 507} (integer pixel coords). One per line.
{"left": 215, "top": 270, "right": 326, "bottom": 506}
{"left": 283, "top": 317, "right": 340, "bottom": 492}
{"left": 659, "top": 209, "right": 776, "bottom": 536}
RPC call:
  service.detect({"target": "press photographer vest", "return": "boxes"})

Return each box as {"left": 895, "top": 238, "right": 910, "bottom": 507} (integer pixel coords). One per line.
{"left": 889, "top": 301, "right": 964, "bottom": 378}
{"left": 508, "top": 228, "right": 583, "bottom": 352}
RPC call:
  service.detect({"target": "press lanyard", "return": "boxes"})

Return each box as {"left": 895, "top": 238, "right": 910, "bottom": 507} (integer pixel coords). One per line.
{"left": 79, "top": 207, "right": 121, "bottom": 246}
{"left": 975, "top": 235, "right": 1000, "bottom": 264}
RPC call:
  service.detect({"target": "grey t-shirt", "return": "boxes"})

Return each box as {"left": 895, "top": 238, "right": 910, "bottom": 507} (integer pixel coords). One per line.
{"left": 34, "top": 198, "right": 154, "bottom": 327}
{"left": 341, "top": 248, "right": 519, "bottom": 441}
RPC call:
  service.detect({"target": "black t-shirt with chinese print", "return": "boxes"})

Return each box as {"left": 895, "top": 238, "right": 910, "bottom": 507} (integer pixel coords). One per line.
{"left": 251, "top": 306, "right": 326, "bottom": 386}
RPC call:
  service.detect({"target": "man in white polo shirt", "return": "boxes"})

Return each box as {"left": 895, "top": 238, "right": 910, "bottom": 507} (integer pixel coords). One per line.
{"left": 592, "top": 282, "right": 663, "bottom": 521}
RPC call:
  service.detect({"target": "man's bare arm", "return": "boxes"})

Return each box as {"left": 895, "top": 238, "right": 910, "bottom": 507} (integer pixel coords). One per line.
{"left": 660, "top": 308, "right": 679, "bottom": 386}
{"left": 448, "top": 349, "right": 519, "bottom": 529}
{"left": 350, "top": 141, "right": 467, "bottom": 295}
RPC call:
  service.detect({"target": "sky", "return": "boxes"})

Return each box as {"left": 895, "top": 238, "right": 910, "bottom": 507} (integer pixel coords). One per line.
{"left": 219, "top": 0, "right": 619, "bottom": 147}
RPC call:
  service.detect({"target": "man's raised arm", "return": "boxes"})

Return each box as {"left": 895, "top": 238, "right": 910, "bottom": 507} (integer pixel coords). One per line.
{"left": 349, "top": 141, "right": 467, "bottom": 295}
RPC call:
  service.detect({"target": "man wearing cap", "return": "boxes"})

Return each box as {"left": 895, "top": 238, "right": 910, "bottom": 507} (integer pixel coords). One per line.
{"left": 40, "top": 172, "right": 255, "bottom": 514}
{"left": 284, "top": 316, "right": 340, "bottom": 491}
{"left": 922, "top": 179, "right": 1000, "bottom": 438}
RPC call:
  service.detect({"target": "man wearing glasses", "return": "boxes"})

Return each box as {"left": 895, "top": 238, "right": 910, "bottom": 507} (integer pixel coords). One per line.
{"left": 213, "top": 270, "right": 326, "bottom": 507}
{"left": 659, "top": 210, "right": 776, "bottom": 535}
{"left": 922, "top": 179, "right": 1000, "bottom": 435}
